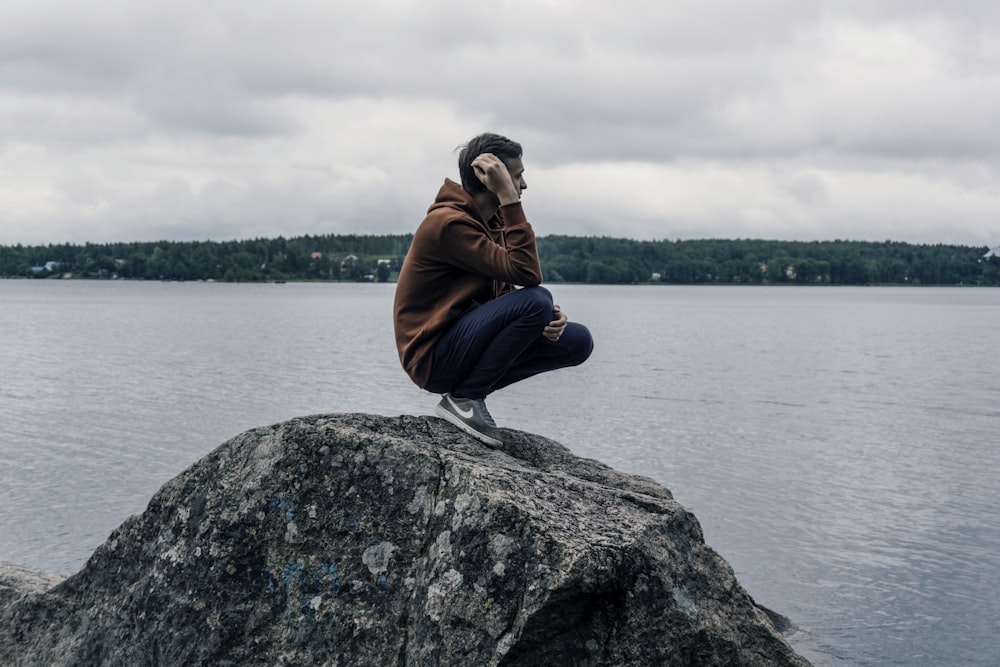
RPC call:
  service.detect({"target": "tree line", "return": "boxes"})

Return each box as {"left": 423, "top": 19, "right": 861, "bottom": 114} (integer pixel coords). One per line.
{"left": 1, "top": 235, "right": 997, "bottom": 286}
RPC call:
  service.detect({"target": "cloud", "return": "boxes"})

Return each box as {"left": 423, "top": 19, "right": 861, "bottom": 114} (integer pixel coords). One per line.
{"left": 531, "top": 158, "right": 999, "bottom": 245}
{"left": 1, "top": 0, "right": 998, "bottom": 246}
{"left": 0, "top": 94, "right": 484, "bottom": 242}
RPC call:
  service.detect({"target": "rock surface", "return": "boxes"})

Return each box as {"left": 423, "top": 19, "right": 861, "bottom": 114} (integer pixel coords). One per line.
{"left": 0, "top": 413, "right": 810, "bottom": 666}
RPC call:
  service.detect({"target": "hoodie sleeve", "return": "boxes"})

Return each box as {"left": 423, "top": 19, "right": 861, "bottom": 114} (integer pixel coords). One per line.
{"left": 437, "top": 202, "right": 542, "bottom": 287}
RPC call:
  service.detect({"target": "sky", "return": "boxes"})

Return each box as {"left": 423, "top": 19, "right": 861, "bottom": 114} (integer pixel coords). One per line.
{"left": 1, "top": 0, "right": 998, "bottom": 248}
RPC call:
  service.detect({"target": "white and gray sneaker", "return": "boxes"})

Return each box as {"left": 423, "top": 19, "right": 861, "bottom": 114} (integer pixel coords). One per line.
{"left": 435, "top": 393, "right": 502, "bottom": 447}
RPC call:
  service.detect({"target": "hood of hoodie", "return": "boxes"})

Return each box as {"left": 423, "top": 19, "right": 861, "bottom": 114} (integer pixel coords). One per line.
{"left": 428, "top": 179, "right": 505, "bottom": 238}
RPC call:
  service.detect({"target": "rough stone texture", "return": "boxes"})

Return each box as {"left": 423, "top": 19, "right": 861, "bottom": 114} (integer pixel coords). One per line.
{"left": 0, "top": 414, "right": 810, "bottom": 666}
{"left": 0, "top": 563, "right": 69, "bottom": 609}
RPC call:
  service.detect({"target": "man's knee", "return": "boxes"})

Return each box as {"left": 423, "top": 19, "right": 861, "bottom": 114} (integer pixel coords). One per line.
{"left": 517, "top": 285, "right": 553, "bottom": 311}
{"left": 499, "top": 286, "right": 553, "bottom": 328}
{"left": 563, "top": 322, "right": 594, "bottom": 365}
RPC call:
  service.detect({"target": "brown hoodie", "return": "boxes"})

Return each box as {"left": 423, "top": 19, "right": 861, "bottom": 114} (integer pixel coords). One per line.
{"left": 393, "top": 178, "right": 543, "bottom": 388}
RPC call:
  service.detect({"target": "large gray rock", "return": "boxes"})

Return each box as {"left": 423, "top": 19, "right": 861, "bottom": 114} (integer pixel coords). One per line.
{"left": 1, "top": 414, "right": 809, "bottom": 666}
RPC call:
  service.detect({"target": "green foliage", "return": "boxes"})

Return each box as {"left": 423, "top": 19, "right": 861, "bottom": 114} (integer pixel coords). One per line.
{"left": 0, "top": 235, "right": 997, "bottom": 286}
{"left": 0, "top": 235, "right": 412, "bottom": 283}
{"left": 535, "top": 237, "right": 998, "bottom": 286}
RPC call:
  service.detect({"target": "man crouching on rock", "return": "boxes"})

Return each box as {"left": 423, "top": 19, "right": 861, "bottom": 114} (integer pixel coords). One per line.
{"left": 393, "top": 132, "right": 594, "bottom": 446}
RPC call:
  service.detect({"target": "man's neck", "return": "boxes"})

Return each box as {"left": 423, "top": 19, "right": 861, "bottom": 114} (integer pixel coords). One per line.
{"left": 472, "top": 191, "right": 500, "bottom": 222}
{"left": 472, "top": 191, "right": 501, "bottom": 224}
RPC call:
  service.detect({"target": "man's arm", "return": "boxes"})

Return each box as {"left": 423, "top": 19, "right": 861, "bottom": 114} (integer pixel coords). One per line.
{"left": 472, "top": 153, "right": 566, "bottom": 337}
{"left": 439, "top": 211, "right": 542, "bottom": 288}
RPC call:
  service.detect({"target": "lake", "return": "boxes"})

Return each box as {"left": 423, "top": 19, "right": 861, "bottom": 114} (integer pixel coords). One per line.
{"left": 1, "top": 280, "right": 998, "bottom": 666}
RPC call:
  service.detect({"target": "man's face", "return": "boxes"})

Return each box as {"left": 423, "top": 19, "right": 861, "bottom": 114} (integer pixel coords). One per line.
{"left": 504, "top": 157, "right": 527, "bottom": 198}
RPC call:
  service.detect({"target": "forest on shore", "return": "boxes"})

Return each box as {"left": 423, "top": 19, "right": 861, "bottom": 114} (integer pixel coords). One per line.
{"left": 2, "top": 235, "right": 998, "bottom": 286}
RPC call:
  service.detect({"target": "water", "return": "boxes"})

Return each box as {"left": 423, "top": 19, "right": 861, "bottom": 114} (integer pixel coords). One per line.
{"left": 1, "top": 280, "right": 998, "bottom": 665}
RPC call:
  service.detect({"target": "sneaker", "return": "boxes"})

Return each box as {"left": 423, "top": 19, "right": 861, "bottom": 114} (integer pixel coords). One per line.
{"left": 434, "top": 393, "right": 502, "bottom": 447}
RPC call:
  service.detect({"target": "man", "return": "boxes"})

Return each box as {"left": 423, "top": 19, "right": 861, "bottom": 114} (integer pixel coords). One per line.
{"left": 393, "top": 132, "right": 593, "bottom": 446}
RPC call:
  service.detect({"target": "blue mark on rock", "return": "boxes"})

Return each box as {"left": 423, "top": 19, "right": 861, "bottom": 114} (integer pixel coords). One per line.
{"left": 280, "top": 560, "right": 343, "bottom": 620}
{"left": 263, "top": 497, "right": 295, "bottom": 522}
{"left": 344, "top": 515, "right": 372, "bottom": 546}
{"left": 283, "top": 562, "right": 304, "bottom": 620}
{"left": 315, "top": 562, "right": 342, "bottom": 598}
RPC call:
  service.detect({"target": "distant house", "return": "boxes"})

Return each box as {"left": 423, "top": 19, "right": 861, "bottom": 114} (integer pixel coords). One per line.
{"left": 984, "top": 246, "right": 1000, "bottom": 259}
{"left": 30, "top": 261, "right": 61, "bottom": 274}
{"left": 311, "top": 251, "right": 322, "bottom": 260}
{"left": 340, "top": 254, "right": 358, "bottom": 276}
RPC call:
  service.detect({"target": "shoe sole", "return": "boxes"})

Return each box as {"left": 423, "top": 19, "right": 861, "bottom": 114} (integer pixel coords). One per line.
{"left": 434, "top": 404, "right": 502, "bottom": 447}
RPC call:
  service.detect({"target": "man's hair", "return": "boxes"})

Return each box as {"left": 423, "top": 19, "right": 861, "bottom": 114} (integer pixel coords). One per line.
{"left": 457, "top": 132, "right": 523, "bottom": 195}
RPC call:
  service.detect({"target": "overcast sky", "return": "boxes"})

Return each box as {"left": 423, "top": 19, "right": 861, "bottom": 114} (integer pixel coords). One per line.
{"left": 2, "top": 0, "right": 998, "bottom": 247}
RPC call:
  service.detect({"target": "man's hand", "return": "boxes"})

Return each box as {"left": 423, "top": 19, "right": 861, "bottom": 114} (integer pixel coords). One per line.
{"left": 472, "top": 153, "right": 520, "bottom": 206}
{"left": 542, "top": 305, "right": 568, "bottom": 342}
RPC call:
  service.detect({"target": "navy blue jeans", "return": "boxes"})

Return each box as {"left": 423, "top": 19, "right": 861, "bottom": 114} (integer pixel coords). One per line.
{"left": 424, "top": 286, "right": 593, "bottom": 400}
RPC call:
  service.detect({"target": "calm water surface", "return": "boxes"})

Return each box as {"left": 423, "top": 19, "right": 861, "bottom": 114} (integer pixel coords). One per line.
{"left": 2, "top": 281, "right": 998, "bottom": 666}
